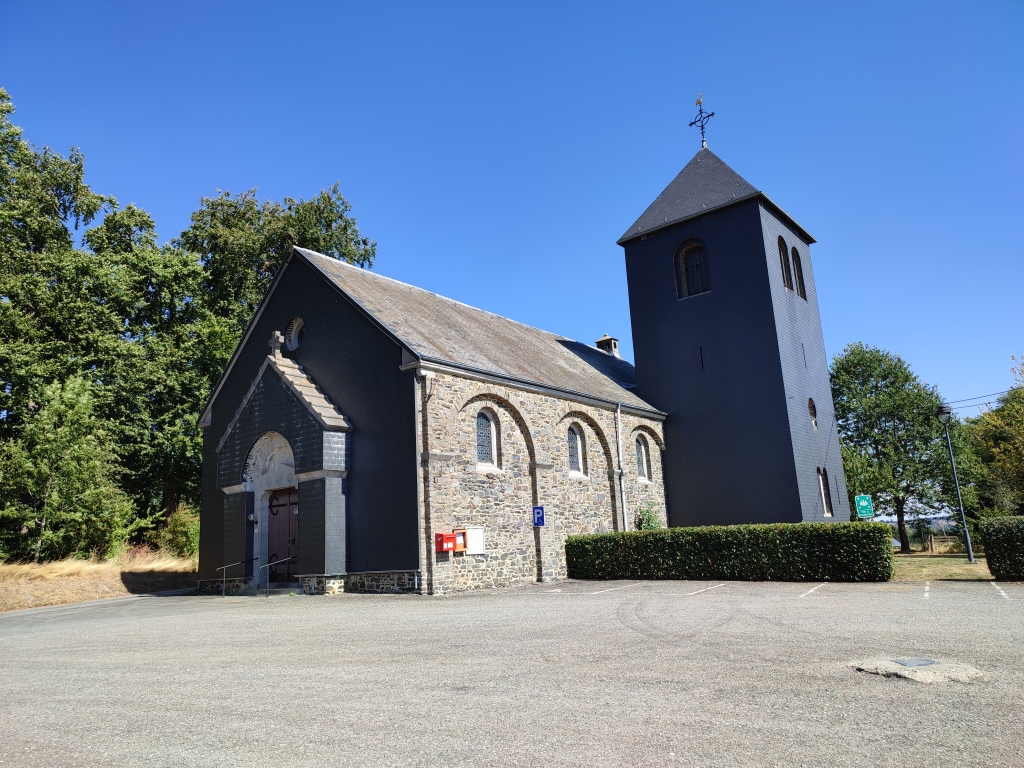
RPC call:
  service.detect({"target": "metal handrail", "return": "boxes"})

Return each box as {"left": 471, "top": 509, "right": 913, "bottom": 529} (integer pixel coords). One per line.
{"left": 216, "top": 557, "right": 258, "bottom": 597}
{"left": 258, "top": 556, "right": 295, "bottom": 598}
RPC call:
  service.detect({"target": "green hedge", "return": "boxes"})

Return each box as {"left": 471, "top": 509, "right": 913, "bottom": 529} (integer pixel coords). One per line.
{"left": 979, "top": 517, "right": 1024, "bottom": 580}
{"left": 565, "top": 522, "right": 894, "bottom": 582}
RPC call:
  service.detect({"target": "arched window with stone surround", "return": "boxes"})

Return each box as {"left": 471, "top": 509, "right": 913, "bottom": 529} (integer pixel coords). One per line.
{"left": 476, "top": 411, "right": 496, "bottom": 466}
{"left": 778, "top": 236, "right": 794, "bottom": 290}
{"left": 636, "top": 436, "right": 652, "bottom": 480}
{"left": 791, "top": 247, "right": 807, "bottom": 299}
{"left": 567, "top": 425, "right": 584, "bottom": 474}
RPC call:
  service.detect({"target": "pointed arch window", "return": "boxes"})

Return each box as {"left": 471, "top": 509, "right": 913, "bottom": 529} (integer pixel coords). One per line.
{"left": 636, "top": 436, "right": 652, "bottom": 480}
{"left": 567, "top": 425, "right": 584, "bottom": 474}
{"left": 791, "top": 247, "right": 807, "bottom": 299}
{"left": 817, "top": 467, "right": 834, "bottom": 517}
{"left": 674, "top": 240, "right": 711, "bottom": 299}
{"left": 778, "top": 236, "right": 794, "bottom": 290}
{"left": 476, "top": 411, "right": 496, "bottom": 466}
{"left": 808, "top": 398, "right": 818, "bottom": 430}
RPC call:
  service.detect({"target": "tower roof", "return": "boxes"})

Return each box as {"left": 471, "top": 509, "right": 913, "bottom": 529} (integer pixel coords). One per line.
{"left": 617, "top": 147, "right": 815, "bottom": 245}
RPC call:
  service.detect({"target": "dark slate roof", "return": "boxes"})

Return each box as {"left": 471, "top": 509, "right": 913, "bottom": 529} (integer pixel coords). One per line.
{"left": 617, "top": 147, "right": 815, "bottom": 245}
{"left": 296, "top": 248, "right": 659, "bottom": 413}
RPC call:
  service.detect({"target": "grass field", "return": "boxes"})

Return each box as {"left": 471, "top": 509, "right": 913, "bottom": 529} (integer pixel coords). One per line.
{"left": 892, "top": 552, "right": 993, "bottom": 581}
{"left": 0, "top": 549, "right": 197, "bottom": 612}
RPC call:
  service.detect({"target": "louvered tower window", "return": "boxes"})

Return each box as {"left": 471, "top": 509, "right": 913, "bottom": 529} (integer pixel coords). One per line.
{"left": 791, "top": 247, "right": 807, "bottom": 299}
{"left": 675, "top": 241, "right": 711, "bottom": 298}
{"left": 778, "top": 237, "right": 794, "bottom": 290}
{"left": 817, "top": 467, "right": 834, "bottom": 517}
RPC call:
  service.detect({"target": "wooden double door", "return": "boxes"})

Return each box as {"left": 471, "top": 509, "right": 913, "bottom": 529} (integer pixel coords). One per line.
{"left": 267, "top": 488, "right": 298, "bottom": 582}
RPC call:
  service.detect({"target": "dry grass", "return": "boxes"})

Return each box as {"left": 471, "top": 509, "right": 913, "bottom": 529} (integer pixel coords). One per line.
{"left": 892, "top": 553, "right": 993, "bottom": 581}
{"left": 0, "top": 548, "right": 198, "bottom": 612}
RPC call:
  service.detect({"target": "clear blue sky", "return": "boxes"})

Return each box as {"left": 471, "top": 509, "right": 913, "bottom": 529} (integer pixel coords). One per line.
{"left": 2, "top": 2, "right": 1021, "bottom": 410}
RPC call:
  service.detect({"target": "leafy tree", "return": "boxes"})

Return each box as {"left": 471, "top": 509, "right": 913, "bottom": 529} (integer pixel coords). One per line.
{"left": 967, "top": 357, "right": 1024, "bottom": 515}
{"left": 176, "top": 184, "right": 376, "bottom": 335}
{"left": 81, "top": 204, "right": 226, "bottom": 515}
{"left": 0, "top": 87, "right": 112, "bottom": 438}
{"left": 0, "top": 377, "right": 138, "bottom": 561}
{"left": 830, "top": 343, "right": 979, "bottom": 552}
{"left": 0, "top": 88, "right": 379, "bottom": 554}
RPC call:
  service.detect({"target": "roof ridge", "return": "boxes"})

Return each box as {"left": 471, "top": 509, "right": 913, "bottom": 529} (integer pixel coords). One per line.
{"left": 299, "top": 249, "right": 583, "bottom": 346}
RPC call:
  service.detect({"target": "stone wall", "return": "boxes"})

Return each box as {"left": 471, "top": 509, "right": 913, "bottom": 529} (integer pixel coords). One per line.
{"left": 420, "top": 372, "right": 666, "bottom": 594}
{"left": 345, "top": 572, "right": 421, "bottom": 594}
{"left": 198, "top": 578, "right": 248, "bottom": 596}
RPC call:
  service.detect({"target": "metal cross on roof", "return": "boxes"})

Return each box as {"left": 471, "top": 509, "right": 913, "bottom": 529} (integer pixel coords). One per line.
{"left": 688, "top": 93, "right": 715, "bottom": 148}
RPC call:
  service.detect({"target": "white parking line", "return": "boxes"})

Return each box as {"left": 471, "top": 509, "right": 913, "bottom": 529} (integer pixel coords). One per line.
{"left": 685, "top": 583, "right": 726, "bottom": 596}
{"left": 991, "top": 582, "right": 1010, "bottom": 600}
{"left": 925, "top": 581, "right": 930, "bottom": 599}
{"left": 799, "top": 583, "right": 826, "bottom": 598}
{"left": 590, "top": 583, "right": 641, "bottom": 595}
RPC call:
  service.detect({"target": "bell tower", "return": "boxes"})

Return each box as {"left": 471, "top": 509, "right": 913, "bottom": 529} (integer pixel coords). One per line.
{"left": 620, "top": 134, "right": 849, "bottom": 526}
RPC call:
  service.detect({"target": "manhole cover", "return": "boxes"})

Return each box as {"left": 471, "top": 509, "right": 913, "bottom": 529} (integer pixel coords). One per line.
{"left": 894, "top": 658, "right": 939, "bottom": 667}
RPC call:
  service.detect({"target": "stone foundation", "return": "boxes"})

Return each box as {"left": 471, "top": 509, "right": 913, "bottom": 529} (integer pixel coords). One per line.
{"left": 345, "top": 571, "right": 421, "bottom": 594}
{"left": 300, "top": 574, "right": 346, "bottom": 595}
{"left": 198, "top": 578, "right": 248, "bottom": 595}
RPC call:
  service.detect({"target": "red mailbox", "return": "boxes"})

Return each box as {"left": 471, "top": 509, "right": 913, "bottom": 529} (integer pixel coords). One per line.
{"left": 434, "top": 532, "right": 457, "bottom": 553}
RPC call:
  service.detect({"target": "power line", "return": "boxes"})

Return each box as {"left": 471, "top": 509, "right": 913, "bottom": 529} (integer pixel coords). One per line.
{"left": 947, "top": 389, "right": 1011, "bottom": 404}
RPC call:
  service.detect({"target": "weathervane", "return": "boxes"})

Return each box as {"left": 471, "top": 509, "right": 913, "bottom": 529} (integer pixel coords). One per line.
{"left": 688, "top": 93, "right": 715, "bottom": 148}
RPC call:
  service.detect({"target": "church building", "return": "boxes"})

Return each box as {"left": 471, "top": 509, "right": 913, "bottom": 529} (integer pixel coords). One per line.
{"left": 197, "top": 141, "right": 847, "bottom": 595}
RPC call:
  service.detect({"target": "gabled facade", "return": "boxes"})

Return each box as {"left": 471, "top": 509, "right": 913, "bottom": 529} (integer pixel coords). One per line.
{"left": 198, "top": 248, "right": 666, "bottom": 595}
{"left": 619, "top": 147, "right": 849, "bottom": 525}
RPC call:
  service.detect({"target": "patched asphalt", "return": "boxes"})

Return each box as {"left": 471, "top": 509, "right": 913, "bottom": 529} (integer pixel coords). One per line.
{"left": 1, "top": 578, "right": 1021, "bottom": 767}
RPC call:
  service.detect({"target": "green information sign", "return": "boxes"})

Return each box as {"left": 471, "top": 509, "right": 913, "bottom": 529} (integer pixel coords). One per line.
{"left": 855, "top": 495, "right": 874, "bottom": 519}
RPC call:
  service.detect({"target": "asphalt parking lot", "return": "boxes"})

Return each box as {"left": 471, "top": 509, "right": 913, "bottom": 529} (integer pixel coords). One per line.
{"left": 1, "top": 578, "right": 1021, "bottom": 768}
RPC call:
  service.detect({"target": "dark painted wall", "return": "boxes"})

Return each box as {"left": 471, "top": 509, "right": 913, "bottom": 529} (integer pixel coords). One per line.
{"left": 624, "top": 199, "right": 803, "bottom": 526}
{"left": 758, "top": 207, "right": 850, "bottom": 520}
{"left": 198, "top": 254, "right": 419, "bottom": 579}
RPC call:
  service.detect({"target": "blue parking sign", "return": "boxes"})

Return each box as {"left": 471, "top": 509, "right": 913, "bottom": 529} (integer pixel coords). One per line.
{"left": 532, "top": 506, "right": 545, "bottom": 527}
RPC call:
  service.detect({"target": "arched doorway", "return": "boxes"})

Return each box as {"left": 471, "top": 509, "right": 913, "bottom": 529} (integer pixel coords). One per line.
{"left": 243, "top": 432, "right": 298, "bottom": 584}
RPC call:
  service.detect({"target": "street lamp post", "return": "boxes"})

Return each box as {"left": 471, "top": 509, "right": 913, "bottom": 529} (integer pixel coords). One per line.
{"left": 935, "top": 403, "right": 975, "bottom": 564}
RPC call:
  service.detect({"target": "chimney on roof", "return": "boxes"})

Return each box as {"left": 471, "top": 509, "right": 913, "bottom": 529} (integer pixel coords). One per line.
{"left": 596, "top": 333, "right": 620, "bottom": 358}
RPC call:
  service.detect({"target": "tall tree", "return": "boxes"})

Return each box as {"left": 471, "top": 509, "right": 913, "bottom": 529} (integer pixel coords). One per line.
{"left": 81, "top": 204, "right": 225, "bottom": 515}
{"left": 967, "top": 357, "right": 1024, "bottom": 515}
{"left": 830, "top": 343, "right": 978, "bottom": 551}
{"left": 176, "top": 185, "right": 376, "bottom": 335}
{"left": 0, "top": 87, "right": 112, "bottom": 438}
{"left": 1, "top": 88, "right": 380, "bottom": 553}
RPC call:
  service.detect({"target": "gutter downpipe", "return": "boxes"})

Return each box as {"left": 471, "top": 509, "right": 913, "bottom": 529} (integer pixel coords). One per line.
{"left": 616, "top": 403, "right": 628, "bottom": 532}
